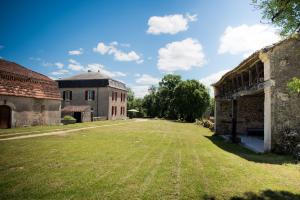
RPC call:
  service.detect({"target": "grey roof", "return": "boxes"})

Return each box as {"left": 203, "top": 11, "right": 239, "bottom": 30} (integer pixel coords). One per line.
{"left": 60, "top": 71, "right": 110, "bottom": 80}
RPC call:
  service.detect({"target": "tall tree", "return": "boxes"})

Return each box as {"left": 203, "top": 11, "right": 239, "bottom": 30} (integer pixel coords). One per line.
{"left": 174, "top": 80, "right": 210, "bottom": 122}
{"left": 157, "top": 74, "right": 182, "bottom": 119}
{"left": 252, "top": 0, "right": 300, "bottom": 36}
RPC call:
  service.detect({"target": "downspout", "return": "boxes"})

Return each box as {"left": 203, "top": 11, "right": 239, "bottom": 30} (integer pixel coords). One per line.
{"left": 97, "top": 87, "right": 99, "bottom": 117}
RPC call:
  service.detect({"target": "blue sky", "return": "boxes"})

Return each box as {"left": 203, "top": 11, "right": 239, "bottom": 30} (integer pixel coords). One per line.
{"left": 0, "top": 0, "right": 281, "bottom": 97}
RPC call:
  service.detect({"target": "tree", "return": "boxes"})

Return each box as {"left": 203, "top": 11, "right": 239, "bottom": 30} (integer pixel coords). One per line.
{"left": 287, "top": 77, "right": 300, "bottom": 94}
{"left": 157, "top": 74, "right": 182, "bottom": 119}
{"left": 252, "top": 0, "right": 300, "bottom": 36}
{"left": 143, "top": 87, "right": 159, "bottom": 118}
{"left": 174, "top": 80, "right": 210, "bottom": 122}
{"left": 127, "top": 88, "right": 135, "bottom": 110}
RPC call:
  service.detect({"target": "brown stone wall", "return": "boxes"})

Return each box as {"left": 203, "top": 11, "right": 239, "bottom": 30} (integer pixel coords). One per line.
{"left": 269, "top": 37, "right": 300, "bottom": 146}
{"left": 0, "top": 95, "right": 61, "bottom": 127}
{"left": 236, "top": 94, "right": 264, "bottom": 135}
{"left": 215, "top": 99, "right": 232, "bottom": 135}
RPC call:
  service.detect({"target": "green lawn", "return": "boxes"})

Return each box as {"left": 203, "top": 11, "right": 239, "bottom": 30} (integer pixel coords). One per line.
{"left": 0, "top": 120, "right": 299, "bottom": 200}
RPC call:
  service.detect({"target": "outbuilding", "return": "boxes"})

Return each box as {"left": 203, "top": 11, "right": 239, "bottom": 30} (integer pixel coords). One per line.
{"left": 0, "top": 59, "right": 61, "bottom": 128}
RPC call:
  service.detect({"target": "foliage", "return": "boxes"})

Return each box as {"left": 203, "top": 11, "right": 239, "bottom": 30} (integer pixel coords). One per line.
{"left": 274, "top": 126, "right": 300, "bottom": 156}
{"left": 252, "top": 0, "right": 300, "bottom": 36}
{"left": 63, "top": 115, "right": 76, "bottom": 121}
{"left": 126, "top": 88, "right": 145, "bottom": 117}
{"left": 174, "top": 80, "right": 210, "bottom": 122}
{"left": 287, "top": 77, "right": 300, "bottom": 94}
{"left": 157, "top": 74, "right": 182, "bottom": 119}
{"left": 142, "top": 74, "right": 211, "bottom": 122}
{"left": 196, "top": 119, "right": 214, "bottom": 131}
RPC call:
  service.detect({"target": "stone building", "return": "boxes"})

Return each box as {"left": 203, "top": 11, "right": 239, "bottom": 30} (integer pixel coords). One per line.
{"left": 213, "top": 35, "right": 300, "bottom": 152}
{"left": 57, "top": 71, "right": 127, "bottom": 121}
{"left": 0, "top": 59, "right": 61, "bottom": 128}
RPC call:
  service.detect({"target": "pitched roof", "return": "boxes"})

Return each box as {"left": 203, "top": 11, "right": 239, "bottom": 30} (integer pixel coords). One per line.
{"left": 59, "top": 71, "right": 110, "bottom": 80}
{"left": 212, "top": 35, "right": 299, "bottom": 87}
{"left": 62, "top": 105, "right": 90, "bottom": 112}
{"left": 0, "top": 59, "right": 61, "bottom": 100}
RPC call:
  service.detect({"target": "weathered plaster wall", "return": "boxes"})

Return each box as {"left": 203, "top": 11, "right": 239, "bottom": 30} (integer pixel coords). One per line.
{"left": 108, "top": 87, "right": 127, "bottom": 120}
{"left": 0, "top": 95, "right": 61, "bottom": 127}
{"left": 236, "top": 95, "right": 264, "bottom": 134}
{"left": 60, "top": 87, "right": 127, "bottom": 120}
{"left": 268, "top": 37, "right": 300, "bottom": 147}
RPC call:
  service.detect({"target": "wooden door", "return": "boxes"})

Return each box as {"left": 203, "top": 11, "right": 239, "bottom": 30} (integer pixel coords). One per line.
{"left": 0, "top": 105, "right": 11, "bottom": 129}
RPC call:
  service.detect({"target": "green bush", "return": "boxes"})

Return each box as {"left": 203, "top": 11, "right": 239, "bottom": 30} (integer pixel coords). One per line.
{"left": 274, "top": 127, "right": 300, "bottom": 157}
{"left": 63, "top": 115, "right": 76, "bottom": 121}
{"left": 196, "top": 119, "right": 214, "bottom": 131}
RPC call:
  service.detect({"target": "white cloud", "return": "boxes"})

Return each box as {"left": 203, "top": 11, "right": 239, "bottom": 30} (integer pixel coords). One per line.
{"left": 199, "top": 69, "right": 230, "bottom": 95}
{"left": 147, "top": 13, "right": 197, "bottom": 35}
{"left": 68, "top": 48, "right": 83, "bottom": 55}
{"left": 136, "top": 74, "right": 160, "bottom": 85}
{"left": 93, "top": 41, "right": 143, "bottom": 63}
{"left": 158, "top": 38, "right": 206, "bottom": 72}
{"left": 29, "top": 57, "right": 42, "bottom": 61}
{"left": 51, "top": 69, "right": 69, "bottom": 76}
{"left": 54, "top": 62, "right": 64, "bottom": 69}
{"left": 218, "top": 24, "right": 281, "bottom": 57}
{"left": 68, "top": 59, "right": 84, "bottom": 71}
{"left": 131, "top": 85, "right": 150, "bottom": 98}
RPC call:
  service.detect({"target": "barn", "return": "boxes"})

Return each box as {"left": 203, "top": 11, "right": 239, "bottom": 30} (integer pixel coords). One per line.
{"left": 0, "top": 59, "right": 61, "bottom": 128}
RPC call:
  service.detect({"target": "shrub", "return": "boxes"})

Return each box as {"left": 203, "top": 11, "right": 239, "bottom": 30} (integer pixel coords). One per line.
{"left": 196, "top": 119, "right": 214, "bottom": 131}
{"left": 63, "top": 115, "right": 76, "bottom": 121}
{"left": 274, "top": 127, "right": 300, "bottom": 157}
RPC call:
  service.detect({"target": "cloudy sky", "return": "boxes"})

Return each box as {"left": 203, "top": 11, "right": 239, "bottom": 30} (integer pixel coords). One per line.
{"left": 0, "top": 0, "right": 281, "bottom": 97}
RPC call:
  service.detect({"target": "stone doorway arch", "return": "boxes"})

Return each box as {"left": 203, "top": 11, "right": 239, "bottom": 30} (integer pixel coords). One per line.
{"left": 0, "top": 105, "right": 11, "bottom": 128}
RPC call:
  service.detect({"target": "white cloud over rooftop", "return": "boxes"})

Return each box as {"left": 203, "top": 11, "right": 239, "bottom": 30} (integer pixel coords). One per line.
{"left": 218, "top": 24, "right": 281, "bottom": 57}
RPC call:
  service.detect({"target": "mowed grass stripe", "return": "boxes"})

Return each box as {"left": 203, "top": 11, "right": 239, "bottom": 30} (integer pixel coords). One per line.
{"left": 0, "top": 120, "right": 300, "bottom": 200}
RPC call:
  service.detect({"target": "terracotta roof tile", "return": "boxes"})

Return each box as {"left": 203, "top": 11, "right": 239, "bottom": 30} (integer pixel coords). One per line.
{"left": 0, "top": 59, "right": 61, "bottom": 100}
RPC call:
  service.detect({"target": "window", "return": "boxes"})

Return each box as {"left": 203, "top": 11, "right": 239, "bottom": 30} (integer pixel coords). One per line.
{"left": 115, "top": 106, "right": 117, "bottom": 115}
{"left": 112, "top": 106, "right": 114, "bottom": 116}
{"left": 112, "top": 91, "right": 114, "bottom": 101}
{"left": 63, "top": 90, "right": 72, "bottom": 101}
{"left": 85, "top": 90, "right": 95, "bottom": 101}
{"left": 115, "top": 92, "right": 117, "bottom": 101}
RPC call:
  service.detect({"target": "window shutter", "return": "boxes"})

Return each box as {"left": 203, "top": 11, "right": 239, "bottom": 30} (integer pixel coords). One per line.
{"left": 63, "top": 91, "right": 65, "bottom": 100}
{"left": 112, "top": 106, "right": 114, "bottom": 116}
{"left": 70, "top": 91, "right": 72, "bottom": 100}
{"left": 112, "top": 91, "right": 114, "bottom": 101}
{"left": 115, "top": 92, "right": 117, "bottom": 101}
{"left": 92, "top": 90, "right": 95, "bottom": 100}
{"left": 85, "top": 91, "right": 88, "bottom": 100}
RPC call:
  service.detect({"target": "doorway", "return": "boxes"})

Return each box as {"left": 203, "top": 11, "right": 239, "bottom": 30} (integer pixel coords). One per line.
{"left": 0, "top": 105, "right": 11, "bottom": 128}
{"left": 73, "top": 112, "right": 82, "bottom": 123}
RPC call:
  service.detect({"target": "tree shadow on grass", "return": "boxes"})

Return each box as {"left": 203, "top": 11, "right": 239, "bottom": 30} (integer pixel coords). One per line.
{"left": 230, "top": 190, "right": 300, "bottom": 200}
{"left": 203, "top": 190, "right": 300, "bottom": 200}
{"left": 205, "top": 135, "right": 295, "bottom": 165}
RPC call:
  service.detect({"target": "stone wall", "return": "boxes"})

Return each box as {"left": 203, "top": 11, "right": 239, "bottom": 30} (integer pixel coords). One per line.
{"left": 236, "top": 94, "right": 264, "bottom": 134}
{"left": 268, "top": 37, "right": 300, "bottom": 147}
{"left": 215, "top": 99, "right": 232, "bottom": 135}
{"left": 0, "top": 95, "right": 61, "bottom": 127}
